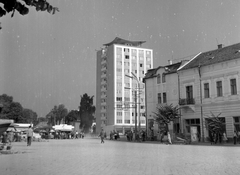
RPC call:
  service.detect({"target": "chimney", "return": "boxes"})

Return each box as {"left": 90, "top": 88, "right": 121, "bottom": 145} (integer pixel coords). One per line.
{"left": 218, "top": 44, "right": 223, "bottom": 49}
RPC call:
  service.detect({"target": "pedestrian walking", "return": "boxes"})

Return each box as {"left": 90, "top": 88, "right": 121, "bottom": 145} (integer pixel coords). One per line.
{"left": 223, "top": 132, "right": 228, "bottom": 143}
{"left": 75, "top": 131, "right": 78, "bottom": 139}
{"left": 167, "top": 131, "right": 172, "bottom": 144}
{"left": 114, "top": 131, "right": 118, "bottom": 140}
{"left": 110, "top": 131, "right": 113, "bottom": 140}
{"left": 1, "top": 132, "right": 8, "bottom": 144}
{"left": 209, "top": 132, "right": 214, "bottom": 145}
{"left": 238, "top": 131, "right": 240, "bottom": 144}
{"left": 142, "top": 131, "right": 146, "bottom": 142}
{"left": 160, "top": 131, "right": 165, "bottom": 143}
{"left": 129, "top": 131, "right": 133, "bottom": 141}
{"left": 26, "top": 125, "right": 33, "bottom": 146}
{"left": 99, "top": 129, "right": 105, "bottom": 143}
{"left": 81, "top": 131, "right": 85, "bottom": 139}
{"left": 104, "top": 131, "right": 107, "bottom": 139}
{"left": 233, "top": 130, "right": 237, "bottom": 145}
{"left": 7, "top": 131, "right": 14, "bottom": 145}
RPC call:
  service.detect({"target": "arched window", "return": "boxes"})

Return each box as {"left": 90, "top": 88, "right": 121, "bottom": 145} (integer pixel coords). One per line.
{"left": 157, "top": 74, "right": 161, "bottom": 84}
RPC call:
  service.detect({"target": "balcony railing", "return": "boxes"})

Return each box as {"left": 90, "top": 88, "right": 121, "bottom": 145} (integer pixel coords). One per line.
{"left": 179, "top": 98, "right": 195, "bottom": 105}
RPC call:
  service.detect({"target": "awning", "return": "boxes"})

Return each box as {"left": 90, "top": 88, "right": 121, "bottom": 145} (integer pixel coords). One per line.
{"left": 52, "top": 124, "right": 74, "bottom": 131}
{"left": 6, "top": 127, "right": 16, "bottom": 132}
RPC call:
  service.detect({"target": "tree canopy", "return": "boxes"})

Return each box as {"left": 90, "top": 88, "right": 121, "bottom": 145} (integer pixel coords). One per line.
{"left": 65, "top": 110, "right": 79, "bottom": 125}
{"left": 0, "top": 0, "right": 59, "bottom": 29}
{"left": 46, "top": 104, "right": 68, "bottom": 126}
{"left": 0, "top": 93, "right": 38, "bottom": 124}
{"left": 205, "top": 112, "right": 225, "bottom": 135}
{"left": 79, "top": 93, "right": 95, "bottom": 133}
{"left": 153, "top": 104, "right": 180, "bottom": 132}
{"left": 0, "top": 0, "right": 59, "bottom": 17}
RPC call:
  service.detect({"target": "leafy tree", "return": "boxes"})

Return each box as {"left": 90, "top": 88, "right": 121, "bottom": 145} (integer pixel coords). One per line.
{"left": 65, "top": 110, "right": 79, "bottom": 125}
{"left": 21, "top": 108, "right": 38, "bottom": 125}
{"left": 46, "top": 104, "right": 68, "bottom": 126}
{"left": 55, "top": 104, "right": 68, "bottom": 124}
{"left": 0, "top": 0, "right": 59, "bottom": 29}
{"left": 205, "top": 112, "right": 225, "bottom": 135}
{"left": 153, "top": 104, "right": 180, "bottom": 133}
{"left": 0, "top": 0, "right": 59, "bottom": 17}
{"left": 46, "top": 105, "right": 57, "bottom": 126}
{"left": 0, "top": 94, "right": 13, "bottom": 117}
{"left": 37, "top": 116, "right": 47, "bottom": 123}
{"left": 6, "top": 101, "right": 23, "bottom": 122}
{"left": 0, "top": 94, "right": 23, "bottom": 122}
{"left": 0, "top": 94, "right": 39, "bottom": 124}
{"left": 79, "top": 93, "right": 95, "bottom": 133}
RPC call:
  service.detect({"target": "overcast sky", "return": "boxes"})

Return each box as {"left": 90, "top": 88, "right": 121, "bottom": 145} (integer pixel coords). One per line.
{"left": 0, "top": 0, "right": 240, "bottom": 118}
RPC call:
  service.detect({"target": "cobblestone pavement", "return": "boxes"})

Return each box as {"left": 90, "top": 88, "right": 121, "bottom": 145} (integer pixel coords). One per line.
{"left": 1, "top": 138, "right": 240, "bottom": 175}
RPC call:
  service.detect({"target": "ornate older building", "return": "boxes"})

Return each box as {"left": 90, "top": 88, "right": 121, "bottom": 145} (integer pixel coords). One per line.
{"left": 178, "top": 43, "right": 240, "bottom": 141}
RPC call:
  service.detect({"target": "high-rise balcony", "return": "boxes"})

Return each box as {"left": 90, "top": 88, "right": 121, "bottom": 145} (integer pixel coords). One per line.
{"left": 101, "top": 80, "right": 107, "bottom": 85}
{"left": 101, "top": 73, "right": 106, "bottom": 78}
{"left": 101, "top": 66, "right": 107, "bottom": 71}
{"left": 100, "top": 116, "right": 107, "bottom": 120}
{"left": 101, "top": 59, "right": 107, "bottom": 64}
{"left": 179, "top": 98, "right": 195, "bottom": 105}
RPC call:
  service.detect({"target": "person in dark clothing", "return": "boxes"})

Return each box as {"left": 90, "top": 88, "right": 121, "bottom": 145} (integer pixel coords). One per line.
{"left": 110, "top": 131, "right": 113, "bottom": 140}
{"left": 142, "top": 131, "right": 145, "bottom": 142}
{"left": 214, "top": 133, "right": 218, "bottom": 144}
{"left": 219, "top": 133, "right": 222, "bottom": 144}
{"left": 129, "top": 131, "right": 133, "bottom": 141}
{"left": 1, "top": 132, "right": 8, "bottom": 144}
{"left": 233, "top": 131, "right": 237, "bottom": 145}
{"left": 209, "top": 132, "right": 214, "bottom": 145}
{"left": 26, "top": 126, "right": 33, "bottom": 146}
{"left": 126, "top": 132, "right": 130, "bottom": 141}
{"left": 99, "top": 129, "right": 105, "bottom": 143}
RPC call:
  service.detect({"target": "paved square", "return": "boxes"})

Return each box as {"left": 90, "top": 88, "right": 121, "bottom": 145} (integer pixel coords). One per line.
{"left": 1, "top": 138, "right": 240, "bottom": 175}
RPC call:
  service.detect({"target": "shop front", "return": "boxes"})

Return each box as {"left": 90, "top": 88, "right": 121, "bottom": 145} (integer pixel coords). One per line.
{"left": 184, "top": 118, "right": 201, "bottom": 142}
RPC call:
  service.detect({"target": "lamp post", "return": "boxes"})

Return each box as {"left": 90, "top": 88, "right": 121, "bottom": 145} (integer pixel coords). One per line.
{"left": 125, "top": 72, "right": 141, "bottom": 136}
{"left": 124, "top": 87, "right": 138, "bottom": 139}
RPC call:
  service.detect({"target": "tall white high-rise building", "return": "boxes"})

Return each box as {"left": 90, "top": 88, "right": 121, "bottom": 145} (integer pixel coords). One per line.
{"left": 95, "top": 37, "right": 153, "bottom": 134}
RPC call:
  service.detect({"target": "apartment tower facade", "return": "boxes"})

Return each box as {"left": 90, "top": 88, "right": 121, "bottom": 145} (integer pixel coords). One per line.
{"left": 96, "top": 37, "right": 153, "bottom": 134}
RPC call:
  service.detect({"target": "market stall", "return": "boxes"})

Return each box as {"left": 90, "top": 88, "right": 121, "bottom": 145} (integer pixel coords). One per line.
{"left": 52, "top": 124, "right": 74, "bottom": 139}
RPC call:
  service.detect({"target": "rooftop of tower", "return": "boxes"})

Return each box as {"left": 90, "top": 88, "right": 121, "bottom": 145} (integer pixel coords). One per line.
{"left": 103, "top": 37, "right": 146, "bottom": 47}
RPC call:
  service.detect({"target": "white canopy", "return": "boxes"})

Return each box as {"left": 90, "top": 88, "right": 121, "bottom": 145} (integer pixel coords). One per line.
{"left": 52, "top": 124, "right": 74, "bottom": 132}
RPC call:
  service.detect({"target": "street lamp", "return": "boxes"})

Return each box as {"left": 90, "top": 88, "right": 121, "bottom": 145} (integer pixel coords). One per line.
{"left": 124, "top": 87, "right": 138, "bottom": 139}
{"left": 125, "top": 72, "right": 141, "bottom": 136}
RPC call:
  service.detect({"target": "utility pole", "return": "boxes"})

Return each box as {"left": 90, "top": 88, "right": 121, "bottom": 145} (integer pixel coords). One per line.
{"left": 138, "top": 83, "right": 141, "bottom": 133}
{"left": 198, "top": 65, "right": 204, "bottom": 142}
{"left": 125, "top": 72, "right": 142, "bottom": 141}
{"left": 134, "top": 90, "right": 137, "bottom": 138}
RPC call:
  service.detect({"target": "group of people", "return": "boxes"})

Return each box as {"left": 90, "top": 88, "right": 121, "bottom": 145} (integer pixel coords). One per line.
{"left": 209, "top": 132, "right": 227, "bottom": 144}
{"left": 52, "top": 131, "right": 84, "bottom": 139}
{"left": 99, "top": 129, "right": 121, "bottom": 143}
{"left": 0, "top": 125, "right": 33, "bottom": 146}
{"left": 233, "top": 130, "right": 240, "bottom": 145}
{"left": 125, "top": 130, "right": 146, "bottom": 142}
{"left": 110, "top": 130, "right": 119, "bottom": 140}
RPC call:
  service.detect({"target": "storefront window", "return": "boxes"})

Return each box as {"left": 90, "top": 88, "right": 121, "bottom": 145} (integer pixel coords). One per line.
{"left": 234, "top": 116, "right": 240, "bottom": 131}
